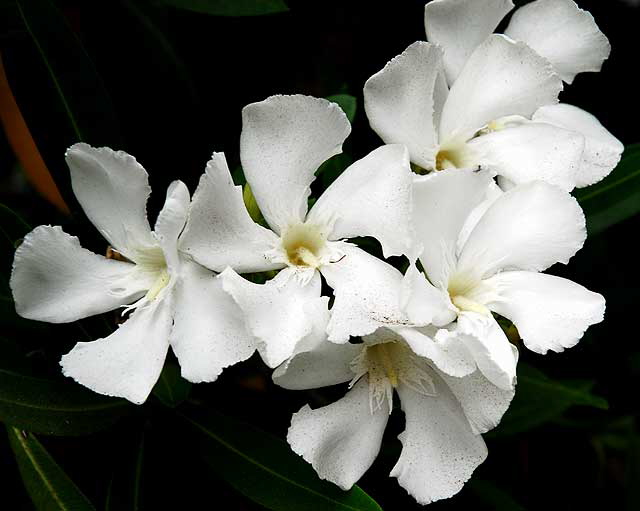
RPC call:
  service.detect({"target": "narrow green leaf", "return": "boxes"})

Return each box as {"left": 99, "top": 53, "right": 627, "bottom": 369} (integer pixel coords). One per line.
{"left": 7, "top": 426, "right": 96, "bottom": 510}
{"left": 575, "top": 144, "right": 640, "bottom": 235}
{"left": 178, "top": 405, "right": 382, "bottom": 511}
{"left": 327, "top": 94, "right": 357, "bottom": 123}
{"left": 152, "top": 362, "right": 192, "bottom": 409}
{"left": 0, "top": 361, "right": 131, "bottom": 436}
{"left": 492, "top": 363, "right": 608, "bottom": 436}
{"left": 11, "top": 0, "right": 121, "bottom": 206}
{"left": 243, "top": 183, "right": 267, "bottom": 226}
{"left": 158, "top": 0, "right": 289, "bottom": 16}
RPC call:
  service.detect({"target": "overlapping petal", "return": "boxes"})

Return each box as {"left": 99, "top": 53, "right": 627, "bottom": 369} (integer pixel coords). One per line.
{"left": 178, "top": 152, "right": 281, "bottom": 273}
{"left": 10, "top": 225, "right": 151, "bottom": 323}
{"left": 439, "top": 34, "right": 562, "bottom": 141}
{"left": 307, "top": 144, "right": 414, "bottom": 258}
{"left": 505, "top": 0, "right": 610, "bottom": 84}
{"left": 487, "top": 271, "right": 605, "bottom": 354}
{"left": 412, "top": 168, "right": 494, "bottom": 288}
{"left": 321, "top": 245, "right": 408, "bottom": 343}
{"left": 469, "top": 122, "right": 585, "bottom": 191}
{"left": 533, "top": 104, "right": 624, "bottom": 187}
{"left": 424, "top": 0, "right": 514, "bottom": 84}
{"left": 391, "top": 381, "right": 488, "bottom": 505}
{"left": 169, "top": 261, "right": 257, "bottom": 383}
{"left": 287, "top": 378, "right": 389, "bottom": 490}
{"left": 154, "top": 180, "right": 190, "bottom": 273}
{"left": 219, "top": 267, "right": 322, "bottom": 368}
{"left": 60, "top": 296, "right": 173, "bottom": 405}
{"left": 458, "top": 181, "right": 586, "bottom": 278}
{"left": 240, "top": 95, "right": 351, "bottom": 233}
{"left": 363, "top": 42, "right": 446, "bottom": 170}
{"left": 65, "top": 143, "right": 155, "bottom": 260}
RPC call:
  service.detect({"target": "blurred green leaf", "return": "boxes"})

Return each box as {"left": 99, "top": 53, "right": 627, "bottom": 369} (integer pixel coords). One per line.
{"left": 105, "top": 430, "right": 145, "bottom": 511}
{"left": 243, "top": 182, "right": 267, "bottom": 226}
{"left": 327, "top": 94, "right": 357, "bottom": 123}
{"left": 12, "top": 0, "right": 121, "bottom": 206}
{"left": 469, "top": 479, "right": 525, "bottom": 511}
{"left": 575, "top": 144, "right": 640, "bottom": 235}
{"left": 178, "top": 404, "right": 383, "bottom": 511}
{"left": 492, "top": 363, "right": 608, "bottom": 436}
{"left": 152, "top": 362, "right": 192, "bottom": 409}
{"left": 0, "top": 356, "right": 131, "bottom": 435}
{"left": 158, "top": 0, "right": 289, "bottom": 16}
{"left": 625, "top": 435, "right": 640, "bottom": 510}
{"left": 7, "top": 426, "right": 96, "bottom": 510}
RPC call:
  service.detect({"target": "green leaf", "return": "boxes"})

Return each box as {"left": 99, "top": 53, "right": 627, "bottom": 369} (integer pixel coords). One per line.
{"left": 178, "top": 405, "right": 382, "bottom": 511}
{"left": 7, "top": 426, "right": 96, "bottom": 510}
{"left": 575, "top": 144, "right": 640, "bottom": 235}
{"left": 243, "top": 183, "right": 268, "bottom": 226}
{"left": 468, "top": 479, "right": 526, "bottom": 511}
{"left": 492, "top": 363, "right": 608, "bottom": 436}
{"left": 327, "top": 94, "right": 357, "bottom": 123}
{"left": 158, "top": 0, "right": 289, "bottom": 16}
{"left": 0, "top": 357, "right": 131, "bottom": 435}
{"left": 152, "top": 362, "right": 192, "bottom": 409}
{"left": 11, "top": 0, "right": 121, "bottom": 205}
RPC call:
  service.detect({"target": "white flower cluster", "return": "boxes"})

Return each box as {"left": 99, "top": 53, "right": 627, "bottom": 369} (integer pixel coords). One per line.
{"left": 10, "top": 0, "right": 622, "bottom": 505}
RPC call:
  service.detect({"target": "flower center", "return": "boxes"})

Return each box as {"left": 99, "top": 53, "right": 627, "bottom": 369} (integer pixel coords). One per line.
{"left": 447, "top": 272, "right": 491, "bottom": 315}
{"left": 281, "top": 223, "right": 328, "bottom": 268}
{"left": 350, "top": 340, "right": 435, "bottom": 414}
{"left": 435, "top": 138, "right": 476, "bottom": 171}
{"left": 145, "top": 267, "right": 170, "bottom": 301}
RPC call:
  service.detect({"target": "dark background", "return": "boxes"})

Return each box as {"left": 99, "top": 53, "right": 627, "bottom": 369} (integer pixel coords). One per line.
{"left": 1, "top": 0, "right": 639, "bottom": 509}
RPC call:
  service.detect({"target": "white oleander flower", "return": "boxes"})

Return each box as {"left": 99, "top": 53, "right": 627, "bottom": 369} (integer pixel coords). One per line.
{"left": 10, "top": 143, "right": 256, "bottom": 404}
{"left": 364, "top": 3, "right": 623, "bottom": 191}
{"left": 274, "top": 321, "right": 514, "bottom": 505}
{"left": 425, "top": 0, "right": 609, "bottom": 86}
{"left": 179, "top": 94, "right": 415, "bottom": 366}
{"left": 400, "top": 168, "right": 605, "bottom": 389}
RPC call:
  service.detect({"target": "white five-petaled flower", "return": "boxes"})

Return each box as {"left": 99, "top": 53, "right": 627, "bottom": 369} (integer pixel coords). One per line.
{"left": 10, "top": 143, "right": 256, "bottom": 404}
{"left": 179, "top": 94, "right": 416, "bottom": 367}
{"left": 399, "top": 168, "right": 605, "bottom": 389}
{"left": 274, "top": 319, "right": 512, "bottom": 505}
{"left": 364, "top": 0, "right": 623, "bottom": 191}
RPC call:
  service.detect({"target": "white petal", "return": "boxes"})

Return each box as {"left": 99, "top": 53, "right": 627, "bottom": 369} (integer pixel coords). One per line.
{"left": 399, "top": 264, "right": 457, "bottom": 327}
{"left": 395, "top": 326, "right": 476, "bottom": 378}
{"left": 412, "top": 168, "right": 494, "bottom": 288}
{"left": 154, "top": 180, "right": 190, "bottom": 273}
{"left": 456, "top": 179, "right": 504, "bottom": 250}
{"left": 287, "top": 378, "right": 389, "bottom": 490}
{"left": 169, "top": 260, "right": 257, "bottom": 383}
{"left": 307, "top": 144, "right": 414, "bottom": 258}
{"left": 486, "top": 271, "right": 605, "bottom": 354}
{"left": 240, "top": 95, "right": 351, "bottom": 233}
{"left": 10, "top": 225, "right": 150, "bottom": 323}
{"left": 533, "top": 104, "right": 624, "bottom": 187}
{"left": 363, "top": 42, "right": 445, "bottom": 170}
{"left": 220, "top": 267, "right": 322, "bottom": 368}
{"left": 273, "top": 340, "right": 360, "bottom": 390}
{"left": 469, "top": 122, "right": 585, "bottom": 191}
{"left": 505, "top": 0, "right": 610, "bottom": 84}
{"left": 391, "top": 380, "right": 488, "bottom": 505}
{"left": 458, "top": 181, "right": 586, "bottom": 278}
{"left": 424, "top": 0, "right": 514, "bottom": 84}
{"left": 439, "top": 34, "right": 562, "bottom": 142}
{"left": 60, "top": 296, "right": 173, "bottom": 404}
{"left": 321, "top": 245, "right": 408, "bottom": 343}
{"left": 454, "top": 312, "right": 517, "bottom": 390}
{"left": 178, "top": 153, "right": 281, "bottom": 273}
{"left": 437, "top": 369, "right": 515, "bottom": 434}
{"left": 65, "top": 143, "right": 155, "bottom": 260}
